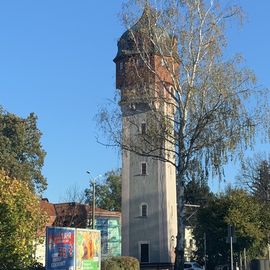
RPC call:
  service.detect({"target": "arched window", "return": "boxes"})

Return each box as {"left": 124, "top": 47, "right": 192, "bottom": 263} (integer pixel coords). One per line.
{"left": 141, "top": 203, "right": 148, "bottom": 217}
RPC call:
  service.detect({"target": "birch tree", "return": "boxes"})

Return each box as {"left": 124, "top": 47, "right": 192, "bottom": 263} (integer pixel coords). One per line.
{"left": 98, "top": 0, "right": 269, "bottom": 269}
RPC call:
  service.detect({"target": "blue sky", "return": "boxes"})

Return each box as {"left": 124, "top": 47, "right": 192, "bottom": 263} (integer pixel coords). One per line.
{"left": 0, "top": 1, "right": 269, "bottom": 202}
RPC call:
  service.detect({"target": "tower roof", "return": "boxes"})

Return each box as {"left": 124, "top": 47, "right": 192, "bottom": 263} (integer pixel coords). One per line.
{"left": 114, "top": 3, "right": 173, "bottom": 62}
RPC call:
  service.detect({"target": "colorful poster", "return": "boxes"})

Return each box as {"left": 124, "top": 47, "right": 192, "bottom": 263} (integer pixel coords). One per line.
{"left": 95, "top": 218, "right": 108, "bottom": 255}
{"left": 76, "top": 229, "right": 101, "bottom": 270}
{"left": 46, "top": 227, "right": 75, "bottom": 270}
{"left": 108, "top": 219, "right": 121, "bottom": 256}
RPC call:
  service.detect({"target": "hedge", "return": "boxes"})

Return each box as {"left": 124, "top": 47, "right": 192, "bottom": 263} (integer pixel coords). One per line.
{"left": 102, "top": 256, "right": 140, "bottom": 270}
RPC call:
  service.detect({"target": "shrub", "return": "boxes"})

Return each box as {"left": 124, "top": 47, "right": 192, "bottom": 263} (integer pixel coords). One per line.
{"left": 102, "top": 256, "right": 140, "bottom": 270}
{"left": 28, "top": 262, "right": 45, "bottom": 270}
{"left": 0, "top": 171, "right": 48, "bottom": 269}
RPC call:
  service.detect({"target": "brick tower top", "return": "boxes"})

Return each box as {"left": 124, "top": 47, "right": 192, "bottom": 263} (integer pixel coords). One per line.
{"left": 114, "top": 4, "right": 179, "bottom": 112}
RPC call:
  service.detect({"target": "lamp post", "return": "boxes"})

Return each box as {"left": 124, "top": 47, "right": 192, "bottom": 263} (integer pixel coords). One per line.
{"left": 86, "top": 172, "right": 101, "bottom": 229}
{"left": 87, "top": 171, "right": 95, "bottom": 229}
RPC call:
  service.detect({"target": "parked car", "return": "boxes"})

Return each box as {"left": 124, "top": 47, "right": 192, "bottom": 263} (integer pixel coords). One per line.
{"left": 184, "top": 262, "right": 203, "bottom": 270}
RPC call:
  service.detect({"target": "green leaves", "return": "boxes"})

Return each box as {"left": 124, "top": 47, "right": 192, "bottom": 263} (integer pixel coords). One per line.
{"left": 194, "top": 189, "right": 267, "bottom": 269}
{"left": 0, "top": 108, "right": 47, "bottom": 193}
{"left": 85, "top": 170, "right": 121, "bottom": 212}
{"left": 0, "top": 170, "right": 48, "bottom": 269}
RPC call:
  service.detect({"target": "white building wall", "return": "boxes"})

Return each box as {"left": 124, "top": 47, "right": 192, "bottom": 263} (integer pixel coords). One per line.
{"left": 121, "top": 110, "right": 177, "bottom": 263}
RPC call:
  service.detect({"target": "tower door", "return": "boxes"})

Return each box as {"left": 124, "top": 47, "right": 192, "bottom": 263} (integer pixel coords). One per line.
{"left": 140, "top": 243, "right": 149, "bottom": 263}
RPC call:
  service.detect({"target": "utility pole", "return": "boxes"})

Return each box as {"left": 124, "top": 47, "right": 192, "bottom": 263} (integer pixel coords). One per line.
{"left": 240, "top": 252, "right": 243, "bottom": 270}
{"left": 230, "top": 234, "right": 233, "bottom": 270}
{"left": 243, "top": 248, "right": 247, "bottom": 270}
{"left": 226, "top": 225, "right": 235, "bottom": 270}
{"left": 204, "top": 232, "right": 207, "bottom": 270}
{"left": 229, "top": 225, "right": 234, "bottom": 270}
{"left": 86, "top": 171, "right": 96, "bottom": 229}
{"left": 92, "top": 178, "right": 95, "bottom": 229}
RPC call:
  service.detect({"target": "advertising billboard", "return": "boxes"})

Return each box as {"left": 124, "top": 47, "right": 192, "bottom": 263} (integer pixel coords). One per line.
{"left": 46, "top": 227, "right": 75, "bottom": 270}
{"left": 76, "top": 229, "right": 101, "bottom": 270}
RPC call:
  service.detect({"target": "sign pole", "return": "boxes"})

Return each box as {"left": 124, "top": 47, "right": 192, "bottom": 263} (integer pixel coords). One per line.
{"left": 230, "top": 225, "right": 233, "bottom": 270}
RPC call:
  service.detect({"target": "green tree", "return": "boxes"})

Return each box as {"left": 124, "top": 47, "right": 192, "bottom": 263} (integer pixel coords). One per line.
{"left": 194, "top": 189, "right": 265, "bottom": 270}
{"left": 0, "top": 170, "right": 48, "bottom": 269}
{"left": 237, "top": 154, "right": 270, "bottom": 257}
{"left": 98, "top": 1, "right": 269, "bottom": 269}
{"left": 85, "top": 170, "right": 121, "bottom": 211}
{"left": 184, "top": 177, "right": 214, "bottom": 229}
{"left": 226, "top": 189, "right": 266, "bottom": 259}
{"left": 0, "top": 107, "right": 47, "bottom": 193}
{"left": 238, "top": 154, "right": 270, "bottom": 203}
{"left": 184, "top": 177, "right": 213, "bottom": 206}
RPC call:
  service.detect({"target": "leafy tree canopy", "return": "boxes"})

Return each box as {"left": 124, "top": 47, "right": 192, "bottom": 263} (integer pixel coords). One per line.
{"left": 237, "top": 154, "right": 270, "bottom": 250}
{"left": 194, "top": 189, "right": 266, "bottom": 270}
{"left": 0, "top": 170, "right": 48, "bottom": 269}
{"left": 85, "top": 170, "right": 121, "bottom": 211}
{"left": 0, "top": 107, "right": 46, "bottom": 193}
{"left": 238, "top": 154, "right": 270, "bottom": 203}
{"left": 184, "top": 177, "right": 214, "bottom": 206}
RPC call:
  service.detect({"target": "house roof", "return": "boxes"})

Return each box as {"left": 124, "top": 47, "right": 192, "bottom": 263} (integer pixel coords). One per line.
{"left": 53, "top": 202, "right": 121, "bottom": 218}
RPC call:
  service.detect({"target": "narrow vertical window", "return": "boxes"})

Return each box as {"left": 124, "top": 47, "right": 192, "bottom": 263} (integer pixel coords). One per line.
{"left": 141, "top": 163, "right": 147, "bottom": 175}
{"left": 119, "top": 62, "right": 124, "bottom": 70}
{"left": 161, "top": 58, "right": 166, "bottom": 66}
{"left": 137, "top": 58, "right": 144, "bottom": 67}
{"left": 141, "top": 204, "right": 148, "bottom": 217}
{"left": 141, "top": 122, "right": 146, "bottom": 135}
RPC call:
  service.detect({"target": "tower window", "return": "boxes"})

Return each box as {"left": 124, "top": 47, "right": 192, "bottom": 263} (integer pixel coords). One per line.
{"left": 141, "top": 203, "right": 148, "bottom": 217}
{"left": 141, "top": 163, "right": 147, "bottom": 175}
{"left": 129, "top": 103, "right": 136, "bottom": 111}
{"left": 119, "top": 62, "right": 124, "bottom": 70}
{"left": 137, "top": 58, "right": 144, "bottom": 67}
{"left": 161, "top": 58, "right": 166, "bottom": 66}
{"left": 141, "top": 122, "right": 146, "bottom": 135}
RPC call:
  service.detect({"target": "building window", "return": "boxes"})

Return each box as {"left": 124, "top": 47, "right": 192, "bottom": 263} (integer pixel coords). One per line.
{"left": 161, "top": 58, "right": 166, "bottom": 66}
{"left": 119, "top": 62, "right": 124, "bottom": 70}
{"left": 141, "top": 122, "right": 146, "bottom": 135}
{"left": 137, "top": 58, "right": 144, "bottom": 67}
{"left": 141, "top": 162, "right": 147, "bottom": 175}
{"left": 141, "top": 203, "right": 148, "bottom": 217}
{"left": 129, "top": 103, "right": 136, "bottom": 111}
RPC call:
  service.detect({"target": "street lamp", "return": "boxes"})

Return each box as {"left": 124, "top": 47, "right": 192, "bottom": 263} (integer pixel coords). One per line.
{"left": 86, "top": 171, "right": 95, "bottom": 229}
{"left": 86, "top": 171, "right": 102, "bottom": 229}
